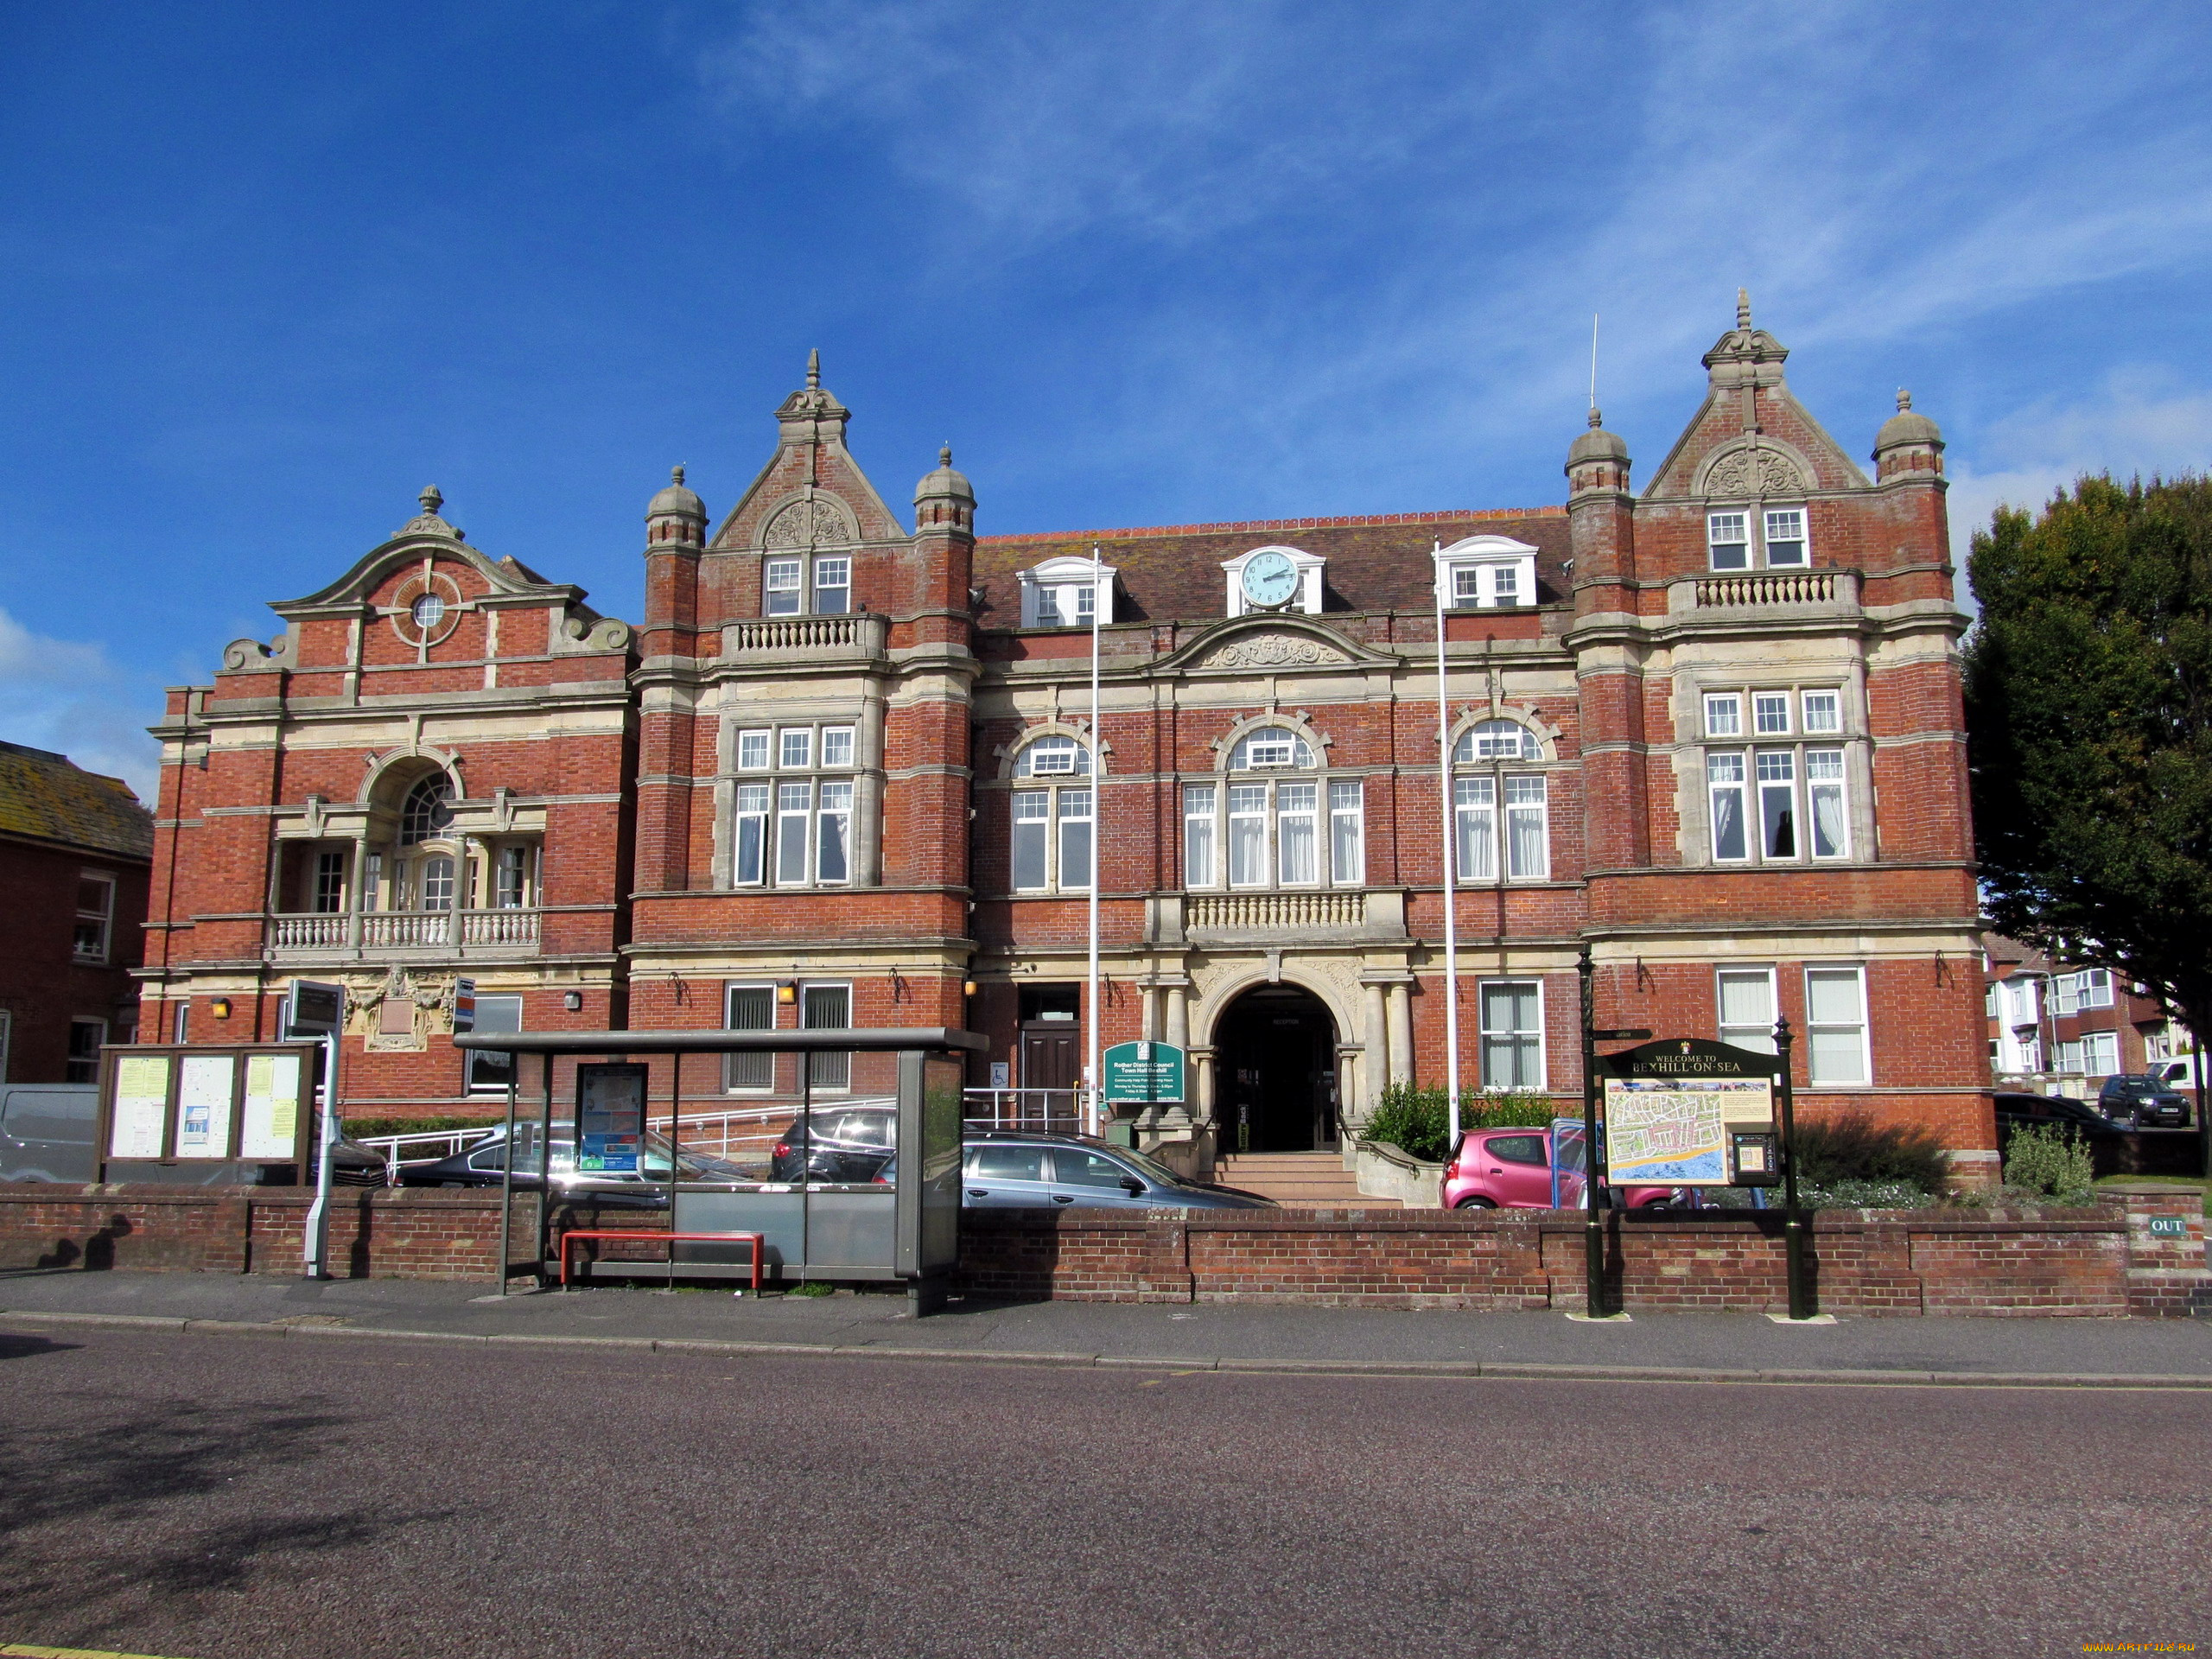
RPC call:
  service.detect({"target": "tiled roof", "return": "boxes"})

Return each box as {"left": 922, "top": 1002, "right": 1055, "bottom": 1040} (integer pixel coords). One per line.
{"left": 0, "top": 741, "right": 154, "bottom": 861}
{"left": 972, "top": 506, "right": 1569, "bottom": 626}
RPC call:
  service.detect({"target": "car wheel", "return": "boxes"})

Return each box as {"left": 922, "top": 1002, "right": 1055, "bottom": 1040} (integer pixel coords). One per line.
{"left": 1452, "top": 1195, "right": 1497, "bottom": 1210}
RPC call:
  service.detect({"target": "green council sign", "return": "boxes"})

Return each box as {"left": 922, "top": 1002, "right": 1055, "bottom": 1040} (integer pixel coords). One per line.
{"left": 1102, "top": 1040, "right": 1185, "bottom": 1105}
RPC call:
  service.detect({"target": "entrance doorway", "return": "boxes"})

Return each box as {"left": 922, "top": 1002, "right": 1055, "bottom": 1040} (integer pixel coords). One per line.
{"left": 1213, "top": 984, "right": 1338, "bottom": 1153}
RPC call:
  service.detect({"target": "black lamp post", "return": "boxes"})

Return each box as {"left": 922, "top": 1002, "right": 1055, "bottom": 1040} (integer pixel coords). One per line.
{"left": 1775, "top": 1014, "right": 1812, "bottom": 1319}
{"left": 1579, "top": 946, "right": 1605, "bottom": 1316}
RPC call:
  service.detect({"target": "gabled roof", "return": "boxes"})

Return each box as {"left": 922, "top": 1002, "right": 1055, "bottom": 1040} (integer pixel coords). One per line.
{"left": 0, "top": 741, "right": 152, "bottom": 861}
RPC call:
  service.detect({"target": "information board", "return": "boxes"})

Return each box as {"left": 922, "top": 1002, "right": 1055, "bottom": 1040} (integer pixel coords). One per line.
{"left": 575, "top": 1062, "right": 647, "bottom": 1173}
{"left": 1596, "top": 1038, "right": 1780, "bottom": 1188}
{"left": 1102, "top": 1040, "right": 1185, "bottom": 1104}
{"left": 96, "top": 1043, "right": 316, "bottom": 1172}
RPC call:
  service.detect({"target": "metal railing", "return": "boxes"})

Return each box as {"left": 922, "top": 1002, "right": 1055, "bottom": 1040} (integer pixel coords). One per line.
{"left": 963, "top": 1087, "right": 1086, "bottom": 1135}
{"left": 356, "top": 1124, "right": 504, "bottom": 1181}
{"left": 1187, "top": 891, "right": 1365, "bottom": 932}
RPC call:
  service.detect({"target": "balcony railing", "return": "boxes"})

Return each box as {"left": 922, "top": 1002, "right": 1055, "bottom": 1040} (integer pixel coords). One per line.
{"left": 1187, "top": 891, "right": 1366, "bottom": 933}
{"left": 1694, "top": 570, "right": 1840, "bottom": 608}
{"left": 721, "top": 613, "right": 886, "bottom": 658}
{"left": 268, "top": 908, "right": 541, "bottom": 956}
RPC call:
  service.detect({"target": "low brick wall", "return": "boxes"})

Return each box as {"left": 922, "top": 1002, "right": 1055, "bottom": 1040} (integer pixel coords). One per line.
{"left": 0, "top": 1183, "right": 2202, "bottom": 1315}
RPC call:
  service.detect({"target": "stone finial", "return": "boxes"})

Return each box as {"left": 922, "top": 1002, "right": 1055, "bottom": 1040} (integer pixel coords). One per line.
{"left": 1587, "top": 407, "right": 1603, "bottom": 429}
{"left": 1736, "top": 288, "right": 1751, "bottom": 329}
{"left": 1897, "top": 389, "right": 1912, "bottom": 412}
{"left": 419, "top": 485, "right": 443, "bottom": 516}
{"left": 806, "top": 348, "right": 821, "bottom": 389}
{"left": 671, "top": 464, "right": 686, "bottom": 486}
{"left": 940, "top": 443, "right": 953, "bottom": 467}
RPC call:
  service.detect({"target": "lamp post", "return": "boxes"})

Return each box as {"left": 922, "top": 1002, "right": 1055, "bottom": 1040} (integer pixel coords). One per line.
{"left": 1775, "top": 1014, "right": 1811, "bottom": 1319}
{"left": 1578, "top": 945, "right": 1604, "bottom": 1315}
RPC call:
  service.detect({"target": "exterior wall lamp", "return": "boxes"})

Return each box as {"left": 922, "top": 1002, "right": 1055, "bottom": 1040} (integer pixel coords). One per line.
{"left": 563, "top": 990, "right": 583, "bottom": 1012}
{"left": 777, "top": 982, "right": 798, "bottom": 1005}
{"left": 963, "top": 980, "right": 978, "bottom": 998}
{"left": 210, "top": 997, "right": 232, "bottom": 1020}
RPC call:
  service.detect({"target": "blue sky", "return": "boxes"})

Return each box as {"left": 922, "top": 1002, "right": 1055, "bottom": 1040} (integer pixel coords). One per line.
{"left": 4, "top": 1, "right": 2210, "bottom": 798}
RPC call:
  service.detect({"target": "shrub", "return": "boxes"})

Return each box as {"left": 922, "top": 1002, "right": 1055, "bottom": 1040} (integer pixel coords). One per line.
{"left": 1796, "top": 1179, "right": 1931, "bottom": 1210}
{"left": 1790, "top": 1111, "right": 1948, "bottom": 1192}
{"left": 1360, "top": 1084, "right": 1557, "bottom": 1162}
{"left": 342, "top": 1114, "right": 503, "bottom": 1140}
{"left": 2001, "top": 1125, "right": 2096, "bottom": 1204}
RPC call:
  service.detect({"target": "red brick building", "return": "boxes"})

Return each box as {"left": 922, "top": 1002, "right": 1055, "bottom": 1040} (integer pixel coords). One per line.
{"left": 1983, "top": 933, "right": 2198, "bottom": 1098}
{"left": 143, "top": 301, "right": 1995, "bottom": 1177}
{"left": 0, "top": 741, "right": 152, "bottom": 1082}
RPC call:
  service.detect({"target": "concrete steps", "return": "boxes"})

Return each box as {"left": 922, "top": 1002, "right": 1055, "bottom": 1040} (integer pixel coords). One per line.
{"left": 1212, "top": 1151, "right": 1395, "bottom": 1208}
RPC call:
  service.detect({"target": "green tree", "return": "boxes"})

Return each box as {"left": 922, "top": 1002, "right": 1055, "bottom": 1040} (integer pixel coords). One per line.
{"left": 1964, "top": 474, "right": 2212, "bottom": 1166}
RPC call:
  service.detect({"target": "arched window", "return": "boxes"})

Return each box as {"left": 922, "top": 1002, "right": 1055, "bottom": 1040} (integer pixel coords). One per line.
{"left": 400, "top": 775, "right": 455, "bottom": 845}
{"left": 1009, "top": 735, "right": 1094, "bottom": 893}
{"left": 1183, "top": 725, "right": 1358, "bottom": 890}
{"left": 1013, "top": 734, "right": 1092, "bottom": 778}
{"left": 1452, "top": 719, "right": 1537, "bottom": 763}
{"left": 1227, "top": 728, "right": 1315, "bottom": 770}
{"left": 1452, "top": 721, "right": 1549, "bottom": 882}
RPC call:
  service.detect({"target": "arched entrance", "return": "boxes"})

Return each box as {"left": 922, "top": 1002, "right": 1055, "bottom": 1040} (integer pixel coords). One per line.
{"left": 1212, "top": 983, "right": 1338, "bottom": 1153}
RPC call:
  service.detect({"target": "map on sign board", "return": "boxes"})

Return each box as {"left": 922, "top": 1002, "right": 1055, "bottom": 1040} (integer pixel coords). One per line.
{"left": 1602, "top": 1077, "right": 1770, "bottom": 1185}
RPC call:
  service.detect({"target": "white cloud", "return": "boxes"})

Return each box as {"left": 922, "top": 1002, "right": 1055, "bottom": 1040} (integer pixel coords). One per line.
{"left": 0, "top": 607, "right": 160, "bottom": 802}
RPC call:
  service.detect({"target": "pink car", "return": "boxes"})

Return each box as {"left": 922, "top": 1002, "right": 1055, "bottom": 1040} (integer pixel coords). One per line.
{"left": 1440, "top": 1127, "right": 1685, "bottom": 1211}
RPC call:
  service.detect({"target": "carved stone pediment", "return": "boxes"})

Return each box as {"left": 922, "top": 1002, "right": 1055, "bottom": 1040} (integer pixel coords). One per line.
{"left": 1697, "top": 440, "right": 1812, "bottom": 499}
{"left": 1192, "top": 632, "right": 1351, "bottom": 671}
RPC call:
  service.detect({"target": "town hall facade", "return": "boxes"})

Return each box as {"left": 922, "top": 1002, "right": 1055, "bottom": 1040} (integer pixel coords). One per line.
{"left": 140, "top": 300, "right": 1995, "bottom": 1176}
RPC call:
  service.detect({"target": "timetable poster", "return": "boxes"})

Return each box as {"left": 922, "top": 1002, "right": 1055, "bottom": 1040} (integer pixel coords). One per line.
{"left": 241, "top": 1052, "right": 303, "bottom": 1160}
{"left": 109, "top": 1054, "right": 171, "bottom": 1158}
{"left": 176, "top": 1054, "right": 238, "bottom": 1157}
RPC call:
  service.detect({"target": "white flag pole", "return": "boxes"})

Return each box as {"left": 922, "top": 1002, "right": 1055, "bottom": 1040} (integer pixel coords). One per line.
{"left": 1087, "top": 545, "right": 1103, "bottom": 1137}
{"left": 1434, "top": 542, "right": 1461, "bottom": 1150}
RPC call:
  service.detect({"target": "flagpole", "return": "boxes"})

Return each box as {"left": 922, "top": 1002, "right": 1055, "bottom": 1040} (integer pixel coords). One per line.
{"left": 1434, "top": 542, "right": 1461, "bottom": 1150}
{"left": 1087, "top": 545, "right": 1103, "bottom": 1137}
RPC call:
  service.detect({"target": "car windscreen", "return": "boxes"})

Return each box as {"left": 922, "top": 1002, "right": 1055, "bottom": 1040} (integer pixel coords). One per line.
{"left": 1115, "top": 1147, "right": 1192, "bottom": 1186}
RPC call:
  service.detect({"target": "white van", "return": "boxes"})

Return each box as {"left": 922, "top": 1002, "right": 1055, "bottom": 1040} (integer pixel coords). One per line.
{"left": 0, "top": 1084, "right": 99, "bottom": 1183}
{"left": 2150, "top": 1057, "right": 2202, "bottom": 1090}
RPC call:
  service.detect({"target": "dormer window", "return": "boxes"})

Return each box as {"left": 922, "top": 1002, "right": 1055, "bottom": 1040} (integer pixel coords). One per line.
{"left": 1437, "top": 535, "right": 1540, "bottom": 610}
{"left": 1221, "top": 546, "right": 1325, "bottom": 617}
{"left": 1019, "top": 556, "right": 1116, "bottom": 629}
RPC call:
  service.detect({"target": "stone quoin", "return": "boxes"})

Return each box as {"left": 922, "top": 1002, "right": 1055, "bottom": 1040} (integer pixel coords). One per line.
{"left": 139, "top": 301, "right": 1991, "bottom": 1179}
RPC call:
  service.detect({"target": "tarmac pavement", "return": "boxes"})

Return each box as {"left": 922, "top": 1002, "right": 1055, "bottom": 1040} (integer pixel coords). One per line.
{"left": 4, "top": 1268, "right": 2211, "bottom": 1385}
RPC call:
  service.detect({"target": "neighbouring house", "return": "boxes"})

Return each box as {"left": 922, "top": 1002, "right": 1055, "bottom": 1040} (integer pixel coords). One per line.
{"left": 0, "top": 741, "right": 153, "bottom": 1081}
{"left": 1983, "top": 932, "right": 2196, "bottom": 1098}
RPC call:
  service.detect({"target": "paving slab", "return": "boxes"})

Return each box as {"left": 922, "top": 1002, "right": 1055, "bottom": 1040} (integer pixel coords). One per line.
{"left": 3, "top": 1267, "right": 2209, "bottom": 1383}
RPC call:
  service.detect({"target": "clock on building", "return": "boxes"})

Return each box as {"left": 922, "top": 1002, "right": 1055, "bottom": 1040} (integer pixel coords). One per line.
{"left": 1239, "top": 550, "right": 1300, "bottom": 610}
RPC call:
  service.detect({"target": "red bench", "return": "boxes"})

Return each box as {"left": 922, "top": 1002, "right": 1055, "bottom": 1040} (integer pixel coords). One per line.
{"left": 557, "top": 1229, "right": 765, "bottom": 1291}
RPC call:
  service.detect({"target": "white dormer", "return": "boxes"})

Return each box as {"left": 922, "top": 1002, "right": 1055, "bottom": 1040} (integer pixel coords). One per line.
{"left": 1018, "top": 555, "right": 1117, "bottom": 628}
{"left": 1437, "top": 534, "right": 1540, "bottom": 610}
{"left": 1221, "top": 544, "right": 1326, "bottom": 617}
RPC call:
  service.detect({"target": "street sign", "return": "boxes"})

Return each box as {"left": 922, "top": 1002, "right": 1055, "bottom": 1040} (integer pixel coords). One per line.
{"left": 2146, "top": 1216, "right": 2190, "bottom": 1236}
{"left": 1102, "top": 1040, "right": 1185, "bottom": 1104}
{"left": 284, "top": 980, "right": 346, "bottom": 1037}
{"left": 452, "top": 976, "right": 477, "bottom": 1034}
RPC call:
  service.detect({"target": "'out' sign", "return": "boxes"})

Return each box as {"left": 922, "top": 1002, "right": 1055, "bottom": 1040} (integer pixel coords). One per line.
{"left": 2145, "top": 1216, "right": 2190, "bottom": 1237}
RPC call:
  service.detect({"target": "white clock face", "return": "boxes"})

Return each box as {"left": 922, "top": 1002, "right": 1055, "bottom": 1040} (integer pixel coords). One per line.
{"left": 1240, "top": 550, "right": 1300, "bottom": 609}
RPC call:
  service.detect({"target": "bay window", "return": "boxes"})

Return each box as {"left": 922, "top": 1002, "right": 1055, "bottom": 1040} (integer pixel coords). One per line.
{"left": 733, "top": 721, "right": 860, "bottom": 889}
{"left": 1702, "top": 684, "right": 1853, "bottom": 864}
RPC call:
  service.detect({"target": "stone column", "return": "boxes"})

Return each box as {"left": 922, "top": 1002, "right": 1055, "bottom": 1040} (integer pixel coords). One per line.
{"left": 1165, "top": 981, "right": 1189, "bottom": 1051}
{"left": 348, "top": 831, "right": 370, "bottom": 950}
{"left": 1193, "top": 1047, "right": 1216, "bottom": 1128}
{"left": 855, "top": 685, "right": 887, "bottom": 887}
{"left": 1141, "top": 982, "right": 1160, "bottom": 1043}
{"left": 1363, "top": 981, "right": 1388, "bottom": 1103}
{"left": 1387, "top": 982, "right": 1413, "bottom": 1086}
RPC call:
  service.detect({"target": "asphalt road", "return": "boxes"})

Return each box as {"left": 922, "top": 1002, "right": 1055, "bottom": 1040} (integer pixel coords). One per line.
{"left": 0, "top": 1326, "right": 2203, "bottom": 1659}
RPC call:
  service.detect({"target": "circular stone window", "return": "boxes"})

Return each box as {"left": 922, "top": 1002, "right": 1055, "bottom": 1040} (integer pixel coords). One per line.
{"left": 391, "top": 569, "right": 464, "bottom": 646}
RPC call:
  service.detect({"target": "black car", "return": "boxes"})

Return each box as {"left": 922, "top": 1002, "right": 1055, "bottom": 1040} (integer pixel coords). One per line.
{"left": 769, "top": 1104, "right": 896, "bottom": 1182}
{"left": 2095, "top": 1075, "right": 2191, "bottom": 1128}
{"left": 1994, "top": 1090, "right": 2128, "bottom": 1142}
{"left": 398, "top": 1126, "right": 741, "bottom": 1205}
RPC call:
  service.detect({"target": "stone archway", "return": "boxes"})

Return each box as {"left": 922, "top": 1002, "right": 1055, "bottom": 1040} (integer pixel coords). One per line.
{"left": 1211, "top": 982, "right": 1339, "bottom": 1153}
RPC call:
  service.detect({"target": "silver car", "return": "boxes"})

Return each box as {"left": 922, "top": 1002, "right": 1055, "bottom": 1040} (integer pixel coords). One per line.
{"left": 958, "top": 1135, "right": 1276, "bottom": 1211}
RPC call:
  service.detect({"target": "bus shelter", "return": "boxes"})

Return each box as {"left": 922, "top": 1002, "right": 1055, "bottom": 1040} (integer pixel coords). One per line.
{"left": 450, "top": 1027, "right": 983, "bottom": 1314}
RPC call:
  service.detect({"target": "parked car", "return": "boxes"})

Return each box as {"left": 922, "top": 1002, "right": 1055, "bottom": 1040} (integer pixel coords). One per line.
{"left": 0, "top": 1084, "right": 388, "bottom": 1185}
{"left": 768, "top": 1103, "right": 897, "bottom": 1182}
{"left": 2095, "top": 1075, "right": 2191, "bottom": 1128}
{"left": 1441, "top": 1127, "right": 1687, "bottom": 1211}
{"left": 398, "top": 1125, "right": 741, "bottom": 1203}
{"left": 875, "top": 1134, "right": 1278, "bottom": 1211}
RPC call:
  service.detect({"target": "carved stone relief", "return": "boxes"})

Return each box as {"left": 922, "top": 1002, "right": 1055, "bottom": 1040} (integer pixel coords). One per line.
{"left": 1701, "top": 445, "right": 1808, "bottom": 498}
{"left": 1193, "top": 632, "right": 1349, "bottom": 671}
{"left": 762, "top": 499, "right": 850, "bottom": 550}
